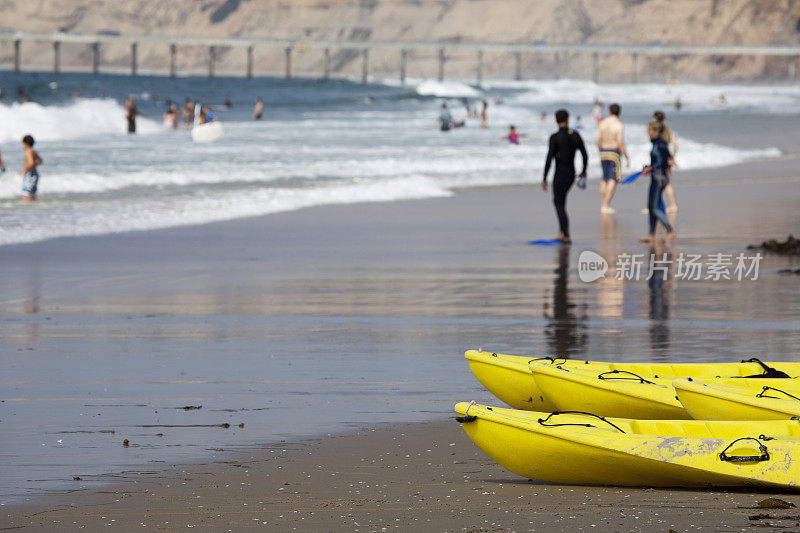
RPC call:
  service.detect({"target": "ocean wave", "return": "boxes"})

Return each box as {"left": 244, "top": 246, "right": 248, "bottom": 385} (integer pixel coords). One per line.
{"left": 413, "top": 79, "right": 483, "bottom": 98}
{"left": 487, "top": 79, "right": 800, "bottom": 113}
{"left": 0, "top": 98, "right": 161, "bottom": 143}
{"left": 0, "top": 174, "right": 451, "bottom": 246}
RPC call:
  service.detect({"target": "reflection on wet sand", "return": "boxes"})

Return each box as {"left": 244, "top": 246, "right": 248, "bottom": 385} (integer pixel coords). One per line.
{"left": 647, "top": 247, "right": 674, "bottom": 357}
{"left": 543, "top": 245, "right": 587, "bottom": 358}
{"left": 597, "top": 213, "right": 624, "bottom": 320}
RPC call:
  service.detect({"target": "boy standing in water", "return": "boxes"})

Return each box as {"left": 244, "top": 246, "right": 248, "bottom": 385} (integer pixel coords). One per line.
{"left": 125, "top": 97, "right": 138, "bottom": 134}
{"left": 20, "top": 135, "right": 43, "bottom": 201}
{"left": 640, "top": 121, "right": 675, "bottom": 244}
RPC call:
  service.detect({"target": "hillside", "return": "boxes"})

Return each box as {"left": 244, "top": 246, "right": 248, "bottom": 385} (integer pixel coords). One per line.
{"left": 1, "top": 0, "right": 799, "bottom": 81}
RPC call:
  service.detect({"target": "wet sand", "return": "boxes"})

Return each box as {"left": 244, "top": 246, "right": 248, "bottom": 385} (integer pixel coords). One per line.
{"left": 3, "top": 419, "right": 799, "bottom": 532}
{"left": 2, "top": 158, "right": 800, "bottom": 529}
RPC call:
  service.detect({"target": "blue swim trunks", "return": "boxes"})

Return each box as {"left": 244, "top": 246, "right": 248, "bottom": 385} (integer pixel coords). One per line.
{"left": 22, "top": 170, "right": 39, "bottom": 197}
{"left": 600, "top": 149, "right": 621, "bottom": 182}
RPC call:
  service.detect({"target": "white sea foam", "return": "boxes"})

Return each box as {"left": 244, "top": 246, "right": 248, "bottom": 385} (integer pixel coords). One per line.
{"left": 486, "top": 79, "right": 800, "bottom": 113}
{"left": 414, "top": 79, "right": 483, "bottom": 98}
{"left": 0, "top": 98, "right": 161, "bottom": 143}
{"left": 0, "top": 174, "right": 451, "bottom": 246}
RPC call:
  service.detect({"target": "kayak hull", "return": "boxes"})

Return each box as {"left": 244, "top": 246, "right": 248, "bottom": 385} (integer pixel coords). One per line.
{"left": 529, "top": 363, "right": 690, "bottom": 419}
{"left": 454, "top": 402, "right": 800, "bottom": 489}
{"left": 675, "top": 378, "right": 800, "bottom": 420}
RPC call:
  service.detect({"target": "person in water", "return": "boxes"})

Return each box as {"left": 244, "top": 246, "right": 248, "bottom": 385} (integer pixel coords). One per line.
{"left": 438, "top": 103, "right": 454, "bottom": 132}
{"left": 542, "top": 109, "right": 588, "bottom": 244}
{"left": 0, "top": 148, "right": 5, "bottom": 173}
{"left": 480, "top": 100, "right": 488, "bottom": 129}
{"left": 20, "top": 135, "right": 43, "bottom": 201}
{"left": 590, "top": 99, "right": 603, "bottom": 124}
{"left": 163, "top": 103, "right": 179, "bottom": 129}
{"left": 182, "top": 99, "right": 195, "bottom": 129}
{"left": 198, "top": 105, "right": 217, "bottom": 124}
{"left": 502, "top": 125, "right": 528, "bottom": 145}
{"left": 125, "top": 97, "right": 138, "bottom": 134}
{"left": 652, "top": 110, "right": 678, "bottom": 212}
{"left": 640, "top": 121, "right": 675, "bottom": 244}
{"left": 596, "top": 103, "right": 630, "bottom": 214}
{"left": 253, "top": 97, "right": 264, "bottom": 120}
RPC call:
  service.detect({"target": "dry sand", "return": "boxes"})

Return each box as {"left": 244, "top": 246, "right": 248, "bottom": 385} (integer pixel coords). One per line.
{"left": 3, "top": 419, "right": 798, "bottom": 532}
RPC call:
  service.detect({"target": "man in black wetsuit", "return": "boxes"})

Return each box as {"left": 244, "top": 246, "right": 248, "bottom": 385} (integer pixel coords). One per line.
{"left": 542, "top": 108, "right": 588, "bottom": 244}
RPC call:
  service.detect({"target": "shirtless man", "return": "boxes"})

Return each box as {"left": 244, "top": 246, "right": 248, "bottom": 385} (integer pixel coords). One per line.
{"left": 596, "top": 103, "right": 630, "bottom": 214}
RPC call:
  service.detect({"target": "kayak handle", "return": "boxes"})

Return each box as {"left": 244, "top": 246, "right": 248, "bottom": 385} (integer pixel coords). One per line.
{"left": 597, "top": 370, "right": 656, "bottom": 385}
{"left": 528, "top": 356, "right": 567, "bottom": 366}
{"left": 740, "top": 358, "right": 791, "bottom": 378}
{"left": 537, "top": 411, "right": 626, "bottom": 434}
{"left": 456, "top": 400, "right": 477, "bottom": 423}
{"left": 718, "top": 437, "right": 770, "bottom": 463}
{"left": 756, "top": 386, "right": 800, "bottom": 402}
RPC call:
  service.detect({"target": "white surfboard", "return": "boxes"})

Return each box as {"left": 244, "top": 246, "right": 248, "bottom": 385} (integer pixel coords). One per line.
{"left": 191, "top": 121, "right": 225, "bottom": 143}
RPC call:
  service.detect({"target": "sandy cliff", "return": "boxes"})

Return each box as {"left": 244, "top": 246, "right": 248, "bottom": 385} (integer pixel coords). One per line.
{"left": 1, "top": 0, "right": 799, "bottom": 81}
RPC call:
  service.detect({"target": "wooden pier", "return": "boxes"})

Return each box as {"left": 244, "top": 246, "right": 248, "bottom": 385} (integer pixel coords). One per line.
{"left": 1, "top": 31, "right": 799, "bottom": 82}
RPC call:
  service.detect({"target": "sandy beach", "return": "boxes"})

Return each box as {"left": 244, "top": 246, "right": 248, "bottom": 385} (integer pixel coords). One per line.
{"left": 5, "top": 420, "right": 798, "bottom": 532}
{"left": 2, "top": 153, "right": 800, "bottom": 530}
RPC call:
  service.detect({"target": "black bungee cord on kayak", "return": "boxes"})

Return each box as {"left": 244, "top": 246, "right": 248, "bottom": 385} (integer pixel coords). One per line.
{"left": 756, "top": 386, "right": 800, "bottom": 402}
{"left": 528, "top": 356, "right": 567, "bottom": 366}
{"left": 537, "top": 411, "right": 626, "bottom": 433}
{"left": 597, "top": 370, "right": 657, "bottom": 385}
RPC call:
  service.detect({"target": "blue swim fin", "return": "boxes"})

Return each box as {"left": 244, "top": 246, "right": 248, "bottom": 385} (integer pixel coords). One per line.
{"left": 527, "top": 239, "right": 564, "bottom": 245}
{"left": 620, "top": 171, "right": 644, "bottom": 184}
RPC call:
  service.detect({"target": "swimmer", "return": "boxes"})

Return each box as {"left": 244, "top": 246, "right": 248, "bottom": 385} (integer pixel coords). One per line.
{"left": 597, "top": 103, "right": 630, "bottom": 214}
{"left": 438, "top": 103, "right": 454, "bottom": 132}
{"left": 501, "top": 125, "right": 528, "bottom": 145}
{"left": 590, "top": 99, "right": 603, "bottom": 124}
{"left": 198, "top": 105, "right": 217, "bottom": 124}
{"left": 182, "top": 99, "right": 195, "bottom": 129}
{"left": 253, "top": 97, "right": 264, "bottom": 120}
{"left": 480, "top": 100, "right": 488, "bottom": 129}
{"left": 163, "top": 103, "right": 179, "bottom": 129}
{"left": 19, "top": 135, "right": 43, "bottom": 201}
{"left": 124, "top": 97, "right": 137, "bottom": 134}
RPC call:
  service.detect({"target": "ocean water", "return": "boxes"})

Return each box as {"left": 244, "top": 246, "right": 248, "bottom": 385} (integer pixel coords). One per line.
{"left": 0, "top": 72, "right": 796, "bottom": 246}
{"left": 1, "top": 72, "right": 800, "bottom": 504}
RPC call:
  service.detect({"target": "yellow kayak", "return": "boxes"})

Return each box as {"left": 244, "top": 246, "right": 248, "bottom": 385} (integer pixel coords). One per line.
{"left": 529, "top": 363, "right": 690, "bottom": 419}
{"left": 454, "top": 401, "right": 800, "bottom": 489}
{"left": 465, "top": 349, "right": 799, "bottom": 411}
{"left": 675, "top": 378, "right": 800, "bottom": 420}
{"left": 530, "top": 363, "right": 800, "bottom": 420}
